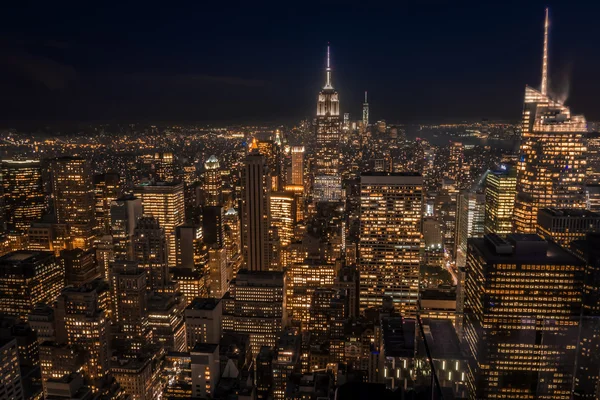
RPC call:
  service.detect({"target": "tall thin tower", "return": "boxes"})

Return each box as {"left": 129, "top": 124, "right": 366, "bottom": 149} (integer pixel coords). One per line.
{"left": 313, "top": 45, "right": 342, "bottom": 202}
{"left": 513, "top": 8, "right": 587, "bottom": 233}
{"left": 362, "top": 91, "right": 369, "bottom": 128}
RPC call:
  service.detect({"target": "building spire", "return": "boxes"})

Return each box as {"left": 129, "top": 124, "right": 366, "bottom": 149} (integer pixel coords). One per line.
{"left": 364, "top": 91, "right": 368, "bottom": 103}
{"left": 324, "top": 44, "right": 332, "bottom": 89}
{"left": 541, "top": 7, "right": 549, "bottom": 95}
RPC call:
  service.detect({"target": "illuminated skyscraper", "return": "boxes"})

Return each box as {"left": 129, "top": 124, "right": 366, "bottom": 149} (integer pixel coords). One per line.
{"left": 514, "top": 9, "right": 587, "bottom": 233}
{"left": 454, "top": 191, "right": 485, "bottom": 268}
{"left": 0, "top": 251, "right": 64, "bottom": 321}
{"left": 241, "top": 147, "right": 271, "bottom": 271}
{"left": 153, "top": 152, "right": 175, "bottom": 182}
{"left": 358, "top": 173, "right": 423, "bottom": 314}
{"left": 204, "top": 155, "right": 221, "bottom": 207}
{"left": 110, "top": 194, "right": 143, "bottom": 261}
{"left": 464, "top": 234, "right": 585, "bottom": 399}
{"left": 290, "top": 146, "right": 305, "bottom": 187}
{"left": 270, "top": 192, "right": 294, "bottom": 248}
{"left": 362, "top": 91, "right": 369, "bottom": 128}
{"left": 314, "top": 45, "right": 341, "bottom": 202}
{"left": 484, "top": 167, "right": 517, "bottom": 235}
{"left": 93, "top": 172, "right": 121, "bottom": 235}
{"left": 133, "top": 216, "right": 168, "bottom": 291}
{"left": 54, "top": 280, "right": 111, "bottom": 384}
{"left": 0, "top": 159, "right": 45, "bottom": 233}
{"left": 51, "top": 157, "right": 95, "bottom": 250}
{"left": 285, "top": 263, "right": 335, "bottom": 329}
{"left": 134, "top": 182, "right": 185, "bottom": 267}
{"left": 0, "top": 338, "right": 24, "bottom": 400}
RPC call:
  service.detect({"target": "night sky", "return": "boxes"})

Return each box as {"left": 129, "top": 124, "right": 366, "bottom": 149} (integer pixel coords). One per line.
{"left": 2, "top": 1, "right": 600, "bottom": 125}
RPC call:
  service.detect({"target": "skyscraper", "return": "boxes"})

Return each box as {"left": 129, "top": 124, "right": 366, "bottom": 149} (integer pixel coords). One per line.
{"left": 484, "top": 167, "right": 517, "bottom": 235}
{"left": 269, "top": 192, "right": 294, "bottom": 248}
{"left": 362, "top": 91, "right": 369, "bottom": 128}
{"left": 290, "top": 146, "right": 305, "bottom": 187}
{"left": 0, "top": 159, "right": 45, "bottom": 233}
{"left": 92, "top": 172, "right": 121, "bottom": 235}
{"left": 51, "top": 157, "right": 95, "bottom": 250}
{"left": 134, "top": 182, "right": 185, "bottom": 267}
{"left": 0, "top": 251, "right": 64, "bottom": 321}
{"left": 153, "top": 152, "right": 175, "bottom": 182}
{"left": 464, "top": 234, "right": 585, "bottom": 399}
{"left": 241, "top": 147, "right": 271, "bottom": 271}
{"left": 514, "top": 9, "right": 587, "bottom": 233}
{"left": 359, "top": 172, "right": 423, "bottom": 314}
{"left": 313, "top": 45, "right": 342, "bottom": 202}
{"left": 454, "top": 190, "right": 485, "bottom": 268}
{"left": 133, "top": 216, "right": 169, "bottom": 291}
{"left": 204, "top": 155, "right": 221, "bottom": 207}
{"left": 110, "top": 194, "right": 143, "bottom": 261}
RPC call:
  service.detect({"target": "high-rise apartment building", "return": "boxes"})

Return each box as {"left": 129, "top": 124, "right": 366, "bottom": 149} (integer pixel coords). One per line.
{"left": 484, "top": 167, "right": 517, "bottom": 235}
{"left": 0, "top": 251, "right": 64, "bottom": 321}
{"left": 204, "top": 155, "right": 221, "bottom": 207}
{"left": 313, "top": 46, "right": 341, "bottom": 202}
{"left": 514, "top": 9, "right": 587, "bottom": 233}
{"left": 464, "top": 234, "right": 585, "bottom": 399}
{"left": 0, "top": 159, "right": 45, "bottom": 233}
{"left": 51, "top": 157, "right": 95, "bottom": 250}
{"left": 241, "top": 147, "right": 271, "bottom": 271}
{"left": 359, "top": 173, "right": 423, "bottom": 315}
{"left": 134, "top": 182, "right": 185, "bottom": 267}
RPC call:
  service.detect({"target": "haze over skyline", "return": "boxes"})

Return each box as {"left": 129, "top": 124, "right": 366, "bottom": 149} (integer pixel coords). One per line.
{"left": 2, "top": 0, "right": 599, "bottom": 125}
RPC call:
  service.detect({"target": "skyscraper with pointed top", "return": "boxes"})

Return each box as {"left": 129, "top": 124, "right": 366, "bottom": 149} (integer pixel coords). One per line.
{"left": 514, "top": 8, "right": 587, "bottom": 233}
{"left": 362, "top": 91, "right": 369, "bottom": 128}
{"left": 313, "top": 45, "right": 342, "bottom": 202}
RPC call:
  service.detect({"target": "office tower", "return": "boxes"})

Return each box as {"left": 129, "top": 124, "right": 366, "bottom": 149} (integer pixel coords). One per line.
{"left": 153, "top": 152, "right": 175, "bottom": 182}
{"left": 272, "top": 328, "right": 301, "bottom": 400}
{"left": 39, "top": 342, "right": 84, "bottom": 396}
{"left": 359, "top": 173, "right": 423, "bottom": 314}
{"left": 204, "top": 155, "right": 221, "bottom": 207}
{"left": 132, "top": 216, "right": 168, "bottom": 291}
{"left": 135, "top": 182, "right": 185, "bottom": 267}
{"left": 241, "top": 148, "right": 271, "bottom": 271}
{"left": 291, "top": 146, "right": 305, "bottom": 187}
{"left": 270, "top": 192, "right": 294, "bottom": 248}
{"left": 536, "top": 208, "right": 600, "bottom": 246}
{"left": 0, "top": 251, "right": 63, "bottom": 321}
{"left": 172, "top": 268, "right": 208, "bottom": 307}
{"left": 362, "top": 90, "right": 369, "bottom": 128}
{"left": 484, "top": 167, "right": 517, "bottom": 235}
{"left": 335, "top": 265, "right": 359, "bottom": 319}
{"left": 208, "top": 247, "right": 228, "bottom": 297}
{"left": 222, "top": 270, "right": 285, "bottom": 354}
{"left": 202, "top": 206, "right": 224, "bottom": 248}
{"left": 586, "top": 184, "right": 600, "bottom": 213}
{"left": 0, "top": 338, "right": 24, "bottom": 400}
{"left": 147, "top": 293, "right": 186, "bottom": 352}
{"left": 454, "top": 191, "right": 485, "bottom": 268}
{"left": 60, "top": 248, "right": 99, "bottom": 286}
{"left": 175, "top": 223, "right": 204, "bottom": 270}
{"left": 111, "top": 195, "right": 143, "bottom": 261}
{"left": 514, "top": 9, "right": 587, "bottom": 233}
{"left": 586, "top": 132, "right": 600, "bottom": 184}
{"left": 110, "top": 261, "right": 149, "bottom": 347}
{"left": 464, "top": 234, "right": 585, "bottom": 399}
{"left": 283, "top": 184, "right": 305, "bottom": 223}
{"left": 190, "top": 343, "right": 221, "bottom": 399}
{"left": 54, "top": 280, "right": 111, "bottom": 384}
{"left": 93, "top": 172, "right": 120, "bottom": 235}
{"left": 0, "top": 159, "right": 45, "bottom": 233}
{"left": 223, "top": 208, "right": 241, "bottom": 261}
{"left": 256, "top": 347, "right": 274, "bottom": 400}
{"left": 51, "top": 157, "right": 95, "bottom": 250}
{"left": 185, "top": 298, "right": 222, "bottom": 350}
{"left": 256, "top": 139, "right": 280, "bottom": 190}
{"left": 308, "top": 288, "right": 345, "bottom": 342}
{"left": 313, "top": 45, "right": 341, "bottom": 202}
{"left": 285, "top": 263, "right": 335, "bottom": 329}
{"left": 28, "top": 304, "right": 56, "bottom": 343}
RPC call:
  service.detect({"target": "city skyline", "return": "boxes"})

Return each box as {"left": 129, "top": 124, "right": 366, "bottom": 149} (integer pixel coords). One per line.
{"left": 2, "top": 2, "right": 600, "bottom": 125}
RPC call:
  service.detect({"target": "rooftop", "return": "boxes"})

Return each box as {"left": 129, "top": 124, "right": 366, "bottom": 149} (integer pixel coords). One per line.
{"left": 186, "top": 297, "right": 220, "bottom": 311}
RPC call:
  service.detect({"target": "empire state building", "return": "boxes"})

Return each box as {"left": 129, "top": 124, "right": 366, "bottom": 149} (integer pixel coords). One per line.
{"left": 313, "top": 45, "right": 342, "bottom": 201}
